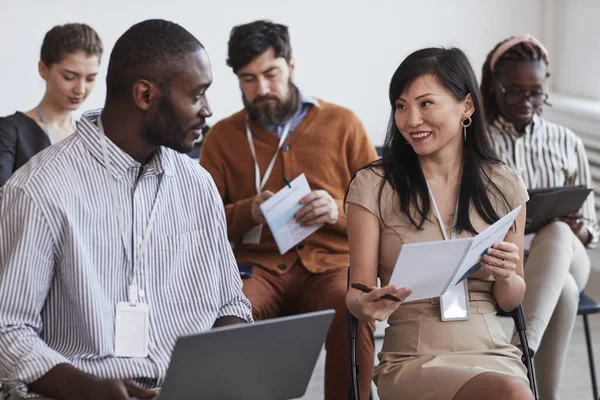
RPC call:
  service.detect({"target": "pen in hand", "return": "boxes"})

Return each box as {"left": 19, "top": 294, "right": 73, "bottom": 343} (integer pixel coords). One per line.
{"left": 351, "top": 283, "right": 403, "bottom": 302}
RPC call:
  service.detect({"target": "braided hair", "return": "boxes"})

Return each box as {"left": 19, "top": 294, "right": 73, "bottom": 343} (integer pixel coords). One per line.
{"left": 481, "top": 38, "right": 550, "bottom": 123}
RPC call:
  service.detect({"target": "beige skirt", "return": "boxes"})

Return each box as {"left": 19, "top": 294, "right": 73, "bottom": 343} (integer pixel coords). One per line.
{"left": 374, "top": 291, "right": 528, "bottom": 400}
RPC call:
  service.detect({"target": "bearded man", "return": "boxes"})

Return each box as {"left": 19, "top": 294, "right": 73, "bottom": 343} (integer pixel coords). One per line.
{"left": 200, "top": 20, "right": 378, "bottom": 400}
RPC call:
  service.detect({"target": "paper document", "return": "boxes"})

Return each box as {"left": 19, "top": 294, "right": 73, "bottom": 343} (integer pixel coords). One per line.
{"left": 260, "top": 174, "right": 323, "bottom": 254}
{"left": 389, "top": 206, "right": 522, "bottom": 301}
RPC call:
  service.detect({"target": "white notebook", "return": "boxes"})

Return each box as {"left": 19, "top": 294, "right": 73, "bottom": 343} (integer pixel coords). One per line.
{"left": 389, "top": 205, "right": 522, "bottom": 302}
{"left": 260, "top": 174, "right": 323, "bottom": 254}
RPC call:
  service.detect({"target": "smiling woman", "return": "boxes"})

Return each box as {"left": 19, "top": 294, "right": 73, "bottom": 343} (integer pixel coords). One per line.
{"left": 345, "top": 47, "right": 534, "bottom": 400}
{"left": 0, "top": 23, "right": 102, "bottom": 186}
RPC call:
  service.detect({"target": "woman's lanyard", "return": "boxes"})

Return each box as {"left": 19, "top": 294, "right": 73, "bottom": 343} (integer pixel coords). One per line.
{"left": 98, "top": 117, "right": 163, "bottom": 303}
{"left": 425, "top": 180, "right": 458, "bottom": 241}
{"left": 36, "top": 106, "right": 75, "bottom": 145}
{"left": 245, "top": 117, "right": 292, "bottom": 194}
{"left": 425, "top": 178, "right": 471, "bottom": 321}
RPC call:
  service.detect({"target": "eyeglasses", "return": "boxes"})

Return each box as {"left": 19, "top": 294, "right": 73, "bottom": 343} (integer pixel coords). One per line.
{"left": 497, "top": 82, "right": 549, "bottom": 106}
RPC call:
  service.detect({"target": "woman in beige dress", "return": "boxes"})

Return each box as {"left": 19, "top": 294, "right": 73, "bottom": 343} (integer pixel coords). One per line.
{"left": 345, "top": 47, "right": 533, "bottom": 400}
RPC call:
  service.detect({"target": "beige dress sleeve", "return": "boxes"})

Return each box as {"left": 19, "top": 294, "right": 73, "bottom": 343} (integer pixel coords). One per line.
{"left": 486, "top": 163, "right": 530, "bottom": 216}
{"left": 345, "top": 167, "right": 384, "bottom": 219}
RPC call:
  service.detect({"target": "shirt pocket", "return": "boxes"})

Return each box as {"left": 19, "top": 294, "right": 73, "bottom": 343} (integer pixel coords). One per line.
{"left": 153, "top": 229, "right": 208, "bottom": 304}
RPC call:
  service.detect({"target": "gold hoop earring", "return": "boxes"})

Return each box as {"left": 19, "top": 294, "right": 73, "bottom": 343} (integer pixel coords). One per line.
{"left": 461, "top": 117, "right": 472, "bottom": 141}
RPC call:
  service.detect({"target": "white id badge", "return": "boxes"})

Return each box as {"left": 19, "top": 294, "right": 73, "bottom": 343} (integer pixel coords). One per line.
{"left": 115, "top": 302, "right": 150, "bottom": 358}
{"left": 440, "top": 280, "right": 470, "bottom": 321}
{"left": 242, "top": 223, "right": 263, "bottom": 245}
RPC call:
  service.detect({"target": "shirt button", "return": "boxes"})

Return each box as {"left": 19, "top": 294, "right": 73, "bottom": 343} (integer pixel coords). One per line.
{"left": 282, "top": 144, "right": 290, "bottom": 152}
{"left": 278, "top": 264, "right": 286, "bottom": 270}
{"left": 297, "top": 242, "right": 305, "bottom": 250}
{"left": 137, "top": 236, "right": 143, "bottom": 245}
{"left": 139, "top": 289, "right": 145, "bottom": 298}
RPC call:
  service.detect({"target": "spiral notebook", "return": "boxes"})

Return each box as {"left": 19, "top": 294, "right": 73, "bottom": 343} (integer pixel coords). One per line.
{"left": 388, "top": 206, "right": 522, "bottom": 302}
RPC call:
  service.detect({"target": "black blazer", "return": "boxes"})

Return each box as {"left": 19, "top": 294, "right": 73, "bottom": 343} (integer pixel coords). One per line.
{"left": 0, "top": 112, "right": 51, "bottom": 186}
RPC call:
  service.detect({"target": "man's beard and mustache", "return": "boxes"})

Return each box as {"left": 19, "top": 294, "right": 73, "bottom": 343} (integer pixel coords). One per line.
{"left": 144, "top": 95, "right": 204, "bottom": 154}
{"left": 244, "top": 81, "right": 299, "bottom": 127}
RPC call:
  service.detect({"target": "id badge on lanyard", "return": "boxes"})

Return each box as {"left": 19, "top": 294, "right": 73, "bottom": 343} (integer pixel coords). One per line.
{"left": 426, "top": 180, "right": 470, "bottom": 321}
{"left": 242, "top": 118, "right": 292, "bottom": 245}
{"left": 99, "top": 116, "right": 160, "bottom": 357}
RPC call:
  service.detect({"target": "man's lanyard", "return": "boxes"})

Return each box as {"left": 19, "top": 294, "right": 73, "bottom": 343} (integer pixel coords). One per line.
{"left": 245, "top": 117, "right": 292, "bottom": 194}
{"left": 98, "top": 116, "right": 163, "bottom": 303}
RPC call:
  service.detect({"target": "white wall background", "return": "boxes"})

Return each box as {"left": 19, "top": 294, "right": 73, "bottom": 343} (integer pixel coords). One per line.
{"left": 0, "top": 0, "right": 544, "bottom": 146}
{"left": 543, "top": 0, "right": 600, "bottom": 101}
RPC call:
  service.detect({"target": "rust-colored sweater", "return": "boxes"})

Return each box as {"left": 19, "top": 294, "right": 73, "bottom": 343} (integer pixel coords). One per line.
{"left": 200, "top": 99, "right": 378, "bottom": 274}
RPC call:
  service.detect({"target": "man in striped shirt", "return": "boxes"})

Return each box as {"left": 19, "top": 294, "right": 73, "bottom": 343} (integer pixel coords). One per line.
{"left": 0, "top": 20, "right": 252, "bottom": 400}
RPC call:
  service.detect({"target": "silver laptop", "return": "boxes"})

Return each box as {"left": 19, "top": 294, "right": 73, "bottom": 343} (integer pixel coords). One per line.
{"left": 156, "top": 310, "right": 335, "bottom": 400}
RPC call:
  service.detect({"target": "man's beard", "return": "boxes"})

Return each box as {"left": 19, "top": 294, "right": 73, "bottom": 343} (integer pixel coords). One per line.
{"left": 144, "top": 95, "right": 197, "bottom": 154}
{"left": 244, "top": 81, "right": 299, "bottom": 127}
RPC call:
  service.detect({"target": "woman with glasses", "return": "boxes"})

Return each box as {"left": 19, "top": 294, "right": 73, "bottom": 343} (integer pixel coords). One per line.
{"left": 482, "top": 34, "right": 599, "bottom": 399}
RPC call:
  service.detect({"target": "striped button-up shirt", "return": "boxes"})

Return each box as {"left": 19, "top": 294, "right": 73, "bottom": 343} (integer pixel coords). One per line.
{"left": 0, "top": 109, "right": 252, "bottom": 397}
{"left": 489, "top": 114, "right": 599, "bottom": 248}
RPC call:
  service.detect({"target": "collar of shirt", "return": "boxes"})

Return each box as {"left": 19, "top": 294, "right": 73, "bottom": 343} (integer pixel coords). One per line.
{"left": 264, "top": 88, "right": 320, "bottom": 136}
{"left": 493, "top": 113, "right": 542, "bottom": 139}
{"left": 78, "top": 109, "right": 174, "bottom": 180}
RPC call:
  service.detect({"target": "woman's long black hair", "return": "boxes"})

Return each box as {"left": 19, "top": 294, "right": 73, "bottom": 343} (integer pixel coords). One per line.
{"left": 357, "top": 47, "right": 510, "bottom": 235}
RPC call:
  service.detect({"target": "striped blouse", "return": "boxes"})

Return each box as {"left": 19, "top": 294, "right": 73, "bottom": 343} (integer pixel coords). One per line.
{"left": 0, "top": 109, "right": 253, "bottom": 397}
{"left": 488, "top": 114, "right": 599, "bottom": 248}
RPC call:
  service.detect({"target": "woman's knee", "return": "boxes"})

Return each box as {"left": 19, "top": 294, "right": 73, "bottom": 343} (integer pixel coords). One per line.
{"left": 455, "top": 373, "right": 533, "bottom": 400}
{"left": 570, "top": 240, "right": 591, "bottom": 289}
{"left": 556, "top": 273, "right": 580, "bottom": 312}
{"left": 492, "top": 378, "right": 534, "bottom": 400}
{"left": 534, "top": 220, "right": 573, "bottom": 244}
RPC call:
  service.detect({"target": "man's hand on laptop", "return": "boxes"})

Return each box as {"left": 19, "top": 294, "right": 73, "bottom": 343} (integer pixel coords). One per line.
{"left": 83, "top": 379, "right": 158, "bottom": 400}
{"left": 28, "top": 364, "right": 158, "bottom": 400}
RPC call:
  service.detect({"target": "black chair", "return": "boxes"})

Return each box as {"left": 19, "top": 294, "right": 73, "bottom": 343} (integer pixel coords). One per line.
{"left": 496, "top": 305, "right": 537, "bottom": 398}
{"left": 348, "top": 276, "right": 537, "bottom": 399}
{"left": 578, "top": 291, "right": 600, "bottom": 400}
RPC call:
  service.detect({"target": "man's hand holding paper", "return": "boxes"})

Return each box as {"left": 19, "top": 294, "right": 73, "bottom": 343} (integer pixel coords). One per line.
{"left": 295, "top": 190, "right": 339, "bottom": 226}
{"left": 260, "top": 174, "right": 326, "bottom": 254}
{"left": 251, "top": 190, "right": 275, "bottom": 224}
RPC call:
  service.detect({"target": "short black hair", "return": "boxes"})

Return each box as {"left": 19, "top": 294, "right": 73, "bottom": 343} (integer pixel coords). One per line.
{"left": 105, "top": 19, "right": 203, "bottom": 103}
{"left": 40, "top": 23, "right": 103, "bottom": 67}
{"left": 226, "top": 20, "right": 292, "bottom": 74}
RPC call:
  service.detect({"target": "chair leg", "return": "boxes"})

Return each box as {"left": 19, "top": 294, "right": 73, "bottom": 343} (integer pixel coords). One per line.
{"left": 582, "top": 314, "right": 598, "bottom": 400}
{"left": 348, "top": 336, "right": 360, "bottom": 400}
